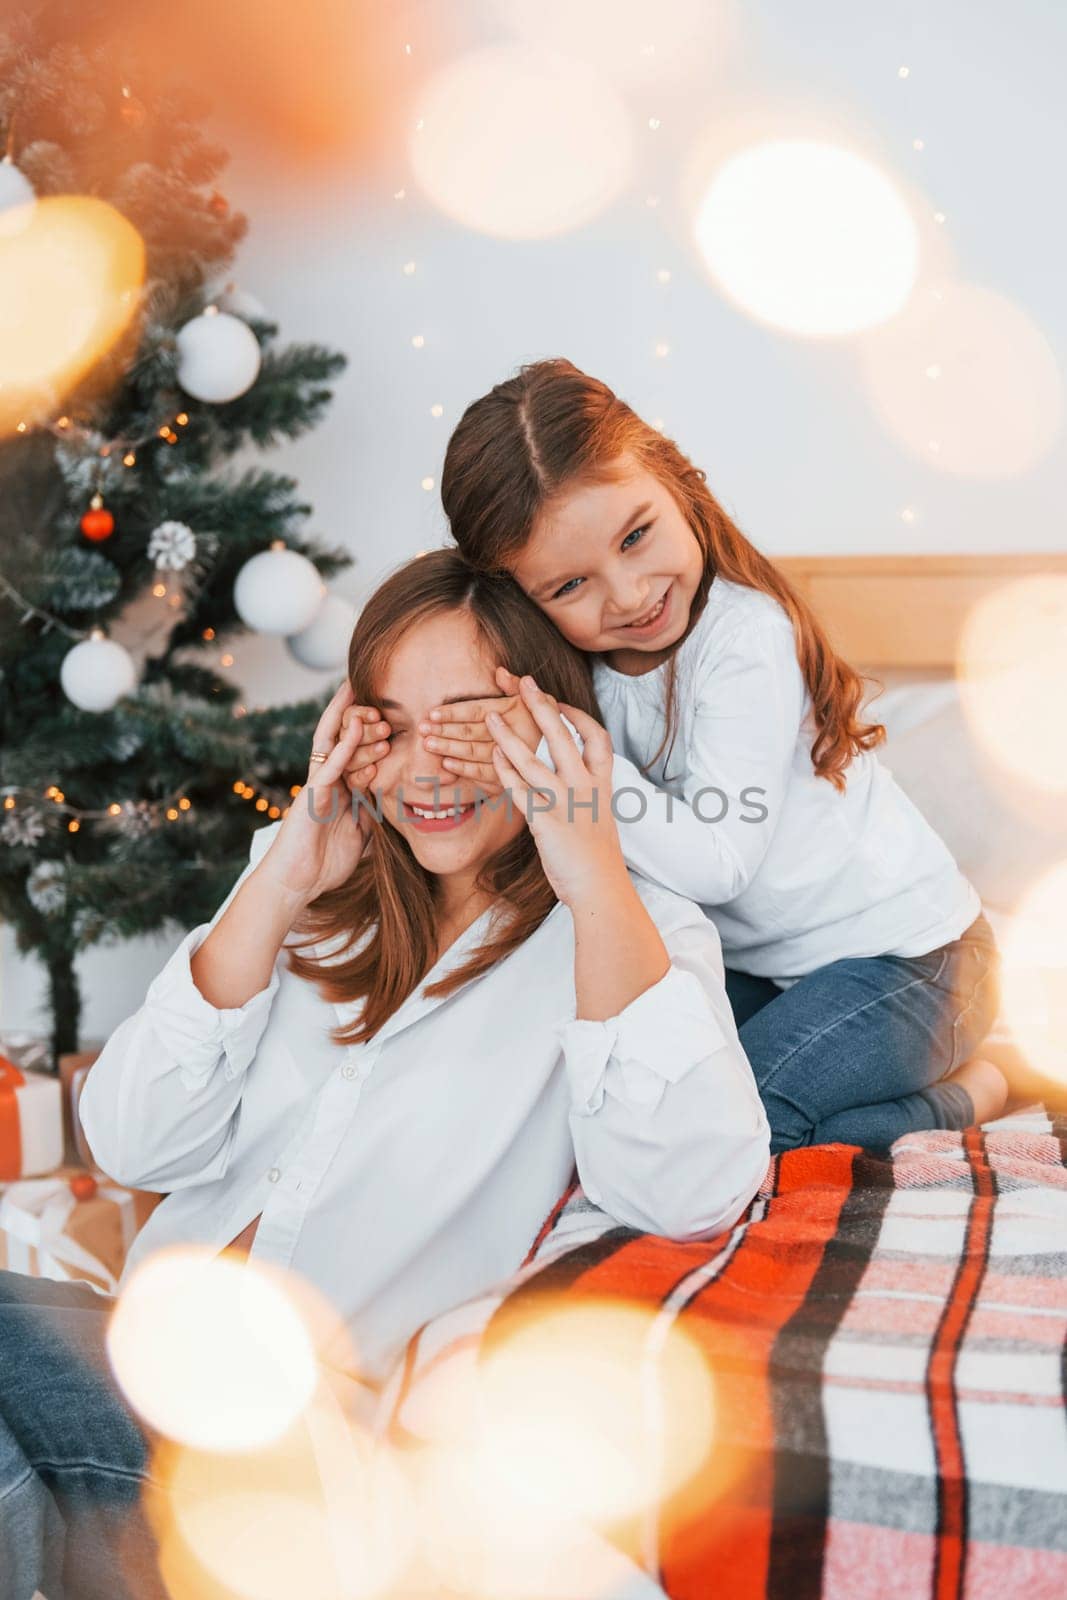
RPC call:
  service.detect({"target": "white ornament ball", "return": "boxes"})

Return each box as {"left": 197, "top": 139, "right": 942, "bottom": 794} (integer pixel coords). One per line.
{"left": 0, "top": 157, "right": 34, "bottom": 212}
{"left": 214, "top": 280, "right": 267, "bottom": 321}
{"left": 0, "top": 158, "right": 35, "bottom": 239}
{"left": 234, "top": 547, "right": 326, "bottom": 635}
{"left": 175, "top": 310, "right": 261, "bottom": 403}
{"left": 285, "top": 593, "right": 358, "bottom": 670}
{"left": 60, "top": 635, "right": 138, "bottom": 713}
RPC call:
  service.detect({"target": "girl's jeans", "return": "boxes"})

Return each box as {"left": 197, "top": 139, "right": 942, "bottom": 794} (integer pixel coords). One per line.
{"left": 724, "top": 912, "right": 1002, "bottom": 1152}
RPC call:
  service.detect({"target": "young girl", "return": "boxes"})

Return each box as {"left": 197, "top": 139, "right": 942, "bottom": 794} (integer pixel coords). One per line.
{"left": 362, "top": 358, "right": 1007, "bottom": 1153}
{"left": 2, "top": 551, "right": 768, "bottom": 1597}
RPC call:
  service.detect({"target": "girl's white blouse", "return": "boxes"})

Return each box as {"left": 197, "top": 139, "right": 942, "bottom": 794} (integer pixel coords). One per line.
{"left": 78, "top": 819, "right": 770, "bottom": 1390}
{"left": 542, "top": 576, "right": 982, "bottom": 984}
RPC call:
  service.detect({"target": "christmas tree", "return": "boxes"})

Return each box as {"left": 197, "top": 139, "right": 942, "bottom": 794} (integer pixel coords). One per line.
{"left": 0, "top": 1, "right": 352, "bottom": 1064}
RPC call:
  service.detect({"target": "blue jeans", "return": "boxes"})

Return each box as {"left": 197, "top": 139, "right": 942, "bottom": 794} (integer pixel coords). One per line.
{"left": 724, "top": 912, "right": 1002, "bottom": 1153}
{"left": 0, "top": 1269, "right": 166, "bottom": 1600}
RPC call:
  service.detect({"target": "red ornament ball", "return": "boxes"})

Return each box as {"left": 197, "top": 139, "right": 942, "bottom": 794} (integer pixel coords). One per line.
{"left": 69, "top": 1172, "right": 98, "bottom": 1201}
{"left": 80, "top": 506, "right": 114, "bottom": 541}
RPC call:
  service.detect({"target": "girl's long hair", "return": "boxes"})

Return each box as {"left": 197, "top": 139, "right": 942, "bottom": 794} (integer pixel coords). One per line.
{"left": 285, "top": 548, "right": 600, "bottom": 1047}
{"left": 440, "top": 357, "right": 885, "bottom": 790}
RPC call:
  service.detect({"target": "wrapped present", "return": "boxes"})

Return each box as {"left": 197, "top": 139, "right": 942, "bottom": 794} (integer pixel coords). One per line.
{"left": 0, "top": 1164, "right": 161, "bottom": 1294}
{"left": 0, "top": 1052, "right": 64, "bottom": 1179}
{"left": 59, "top": 1046, "right": 103, "bottom": 1168}
{"left": 0, "top": 1030, "right": 53, "bottom": 1075}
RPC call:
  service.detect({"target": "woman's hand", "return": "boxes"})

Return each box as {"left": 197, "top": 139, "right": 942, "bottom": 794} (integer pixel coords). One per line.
{"left": 415, "top": 666, "right": 557, "bottom": 794}
{"left": 256, "top": 680, "right": 372, "bottom": 907}
{"left": 338, "top": 701, "right": 393, "bottom": 794}
{"left": 487, "top": 676, "right": 627, "bottom": 910}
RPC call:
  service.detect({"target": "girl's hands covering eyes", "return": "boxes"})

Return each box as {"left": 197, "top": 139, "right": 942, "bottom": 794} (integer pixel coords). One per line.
{"left": 418, "top": 666, "right": 558, "bottom": 794}
{"left": 339, "top": 703, "right": 392, "bottom": 792}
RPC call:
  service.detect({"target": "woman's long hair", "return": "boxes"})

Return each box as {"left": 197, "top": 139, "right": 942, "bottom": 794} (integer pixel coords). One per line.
{"left": 440, "top": 357, "right": 885, "bottom": 790}
{"left": 285, "top": 548, "right": 601, "bottom": 1047}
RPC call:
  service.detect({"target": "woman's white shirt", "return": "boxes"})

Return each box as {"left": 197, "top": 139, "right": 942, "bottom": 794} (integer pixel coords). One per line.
{"left": 78, "top": 819, "right": 770, "bottom": 1389}
{"left": 538, "top": 576, "right": 981, "bottom": 984}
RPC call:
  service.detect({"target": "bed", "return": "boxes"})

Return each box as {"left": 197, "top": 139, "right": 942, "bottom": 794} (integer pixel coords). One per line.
{"left": 369, "top": 553, "right": 1067, "bottom": 1599}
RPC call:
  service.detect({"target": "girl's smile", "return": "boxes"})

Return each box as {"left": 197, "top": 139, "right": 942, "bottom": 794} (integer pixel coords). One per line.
{"left": 614, "top": 582, "right": 674, "bottom": 639}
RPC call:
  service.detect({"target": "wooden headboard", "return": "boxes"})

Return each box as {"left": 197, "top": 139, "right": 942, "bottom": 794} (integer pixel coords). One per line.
{"left": 774, "top": 553, "right": 1067, "bottom": 671}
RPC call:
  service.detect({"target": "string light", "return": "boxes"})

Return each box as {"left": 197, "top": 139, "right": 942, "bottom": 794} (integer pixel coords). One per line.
{"left": 430, "top": 404, "right": 443, "bottom": 417}
{"left": 421, "top": 476, "right": 434, "bottom": 491}
{"left": 898, "top": 65, "right": 910, "bottom": 78}
{"left": 21, "top": 394, "right": 199, "bottom": 460}
{"left": 913, "top": 138, "right": 924, "bottom": 151}
{"left": 4, "top": 769, "right": 300, "bottom": 833}
{"left": 656, "top": 268, "right": 671, "bottom": 284}
{"left": 654, "top": 341, "right": 670, "bottom": 358}
{"left": 411, "top": 334, "right": 425, "bottom": 349}
{"left": 403, "top": 261, "right": 416, "bottom": 275}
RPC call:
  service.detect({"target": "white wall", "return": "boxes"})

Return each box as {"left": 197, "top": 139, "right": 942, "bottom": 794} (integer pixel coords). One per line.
{"left": 3, "top": 0, "right": 1064, "bottom": 1044}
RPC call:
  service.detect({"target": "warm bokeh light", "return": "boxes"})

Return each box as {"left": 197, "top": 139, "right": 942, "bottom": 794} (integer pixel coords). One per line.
{"left": 411, "top": 1296, "right": 715, "bottom": 1590}
{"left": 107, "top": 1248, "right": 319, "bottom": 1451}
{"left": 408, "top": 46, "right": 633, "bottom": 239}
{"left": 148, "top": 1395, "right": 417, "bottom": 1600}
{"left": 492, "top": 0, "right": 735, "bottom": 87}
{"left": 477, "top": 1299, "right": 714, "bottom": 1517}
{"left": 956, "top": 575, "right": 1067, "bottom": 794}
{"left": 998, "top": 861, "right": 1067, "bottom": 1089}
{"left": 0, "top": 196, "right": 145, "bottom": 438}
{"left": 418, "top": 1439, "right": 650, "bottom": 1598}
{"left": 692, "top": 139, "right": 919, "bottom": 337}
{"left": 858, "top": 280, "right": 1063, "bottom": 477}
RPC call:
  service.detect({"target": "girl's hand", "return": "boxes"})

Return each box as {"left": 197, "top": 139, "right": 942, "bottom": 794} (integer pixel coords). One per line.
{"left": 418, "top": 666, "right": 557, "bottom": 794}
{"left": 487, "top": 676, "right": 627, "bottom": 910}
{"left": 338, "top": 701, "right": 393, "bottom": 794}
{"left": 256, "top": 681, "right": 372, "bottom": 906}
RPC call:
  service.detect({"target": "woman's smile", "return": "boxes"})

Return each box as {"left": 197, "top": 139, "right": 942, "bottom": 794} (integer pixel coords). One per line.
{"left": 401, "top": 798, "right": 478, "bottom": 832}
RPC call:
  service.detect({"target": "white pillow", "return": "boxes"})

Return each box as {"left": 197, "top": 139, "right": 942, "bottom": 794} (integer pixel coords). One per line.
{"left": 865, "top": 675, "right": 1067, "bottom": 914}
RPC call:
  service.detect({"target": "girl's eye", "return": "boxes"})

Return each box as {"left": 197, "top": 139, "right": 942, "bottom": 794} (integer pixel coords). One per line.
{"left": 549, "top": 525, "right": 651, "bottom": 600}
{"left": 552, "top": 576, "right": 583, "bottom": 599}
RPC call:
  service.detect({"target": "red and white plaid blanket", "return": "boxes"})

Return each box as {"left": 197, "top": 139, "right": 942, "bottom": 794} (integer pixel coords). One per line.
{"left": 377, "top": 1109, "right": 1067, "bottom": 1600}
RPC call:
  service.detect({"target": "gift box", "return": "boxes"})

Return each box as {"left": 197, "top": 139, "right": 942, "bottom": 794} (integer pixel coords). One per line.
{"left": 59, "top": 1045, "right": 104, "bottom": 1168}
{"left": 0, "top": 1030, "right": 52, "bottom": 1076}
{"left": 0, "top": 1052, "right": 64, "bottom": 1178}
{"left": 0, "top": 1164, "right": 162, "bottom": 1295}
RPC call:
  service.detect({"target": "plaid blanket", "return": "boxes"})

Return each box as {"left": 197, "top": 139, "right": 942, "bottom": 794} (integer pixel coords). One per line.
{"left": 378, "top": 1110, "right": 1067, "bottom": 1599}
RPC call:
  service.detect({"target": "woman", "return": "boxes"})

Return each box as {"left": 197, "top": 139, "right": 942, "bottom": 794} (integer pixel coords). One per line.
{"left": 0, "top": 551, "right": 769, "bottom": 1599}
